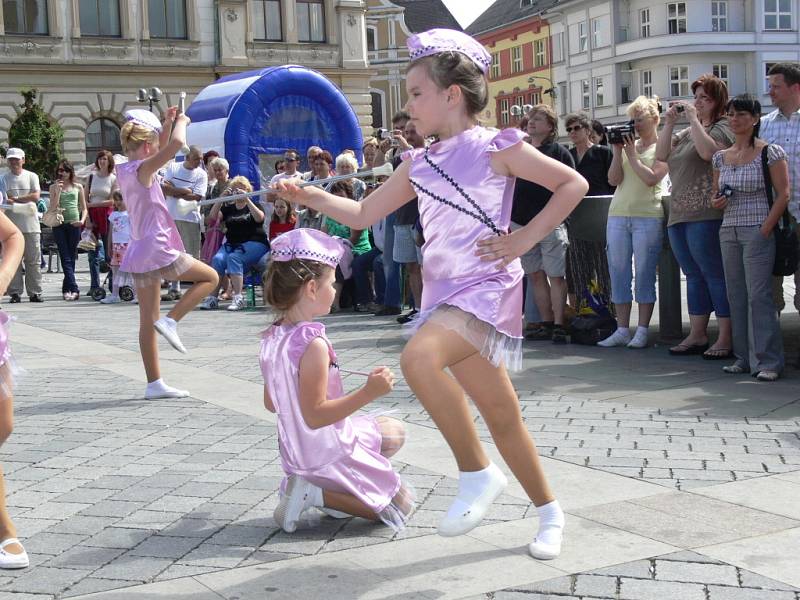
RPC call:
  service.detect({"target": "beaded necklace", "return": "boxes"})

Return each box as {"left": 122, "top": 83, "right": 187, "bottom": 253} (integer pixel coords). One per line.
{"left": 408, "top": 148, "right": 503, "bottom": 237}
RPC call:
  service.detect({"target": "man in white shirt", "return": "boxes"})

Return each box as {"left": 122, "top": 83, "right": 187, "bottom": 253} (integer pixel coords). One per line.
{"left": 160, "top": 145, "right": 207, "bottom": 300}
{"left": 266, "top": 149, "right": 304, "bottom": 223}
{"left": 0, "top": 148, "right": 43, "bottom": 302}
{"left": 761, "top": 63, "right": 800, "bottom": 312}
{"left": 302, "top": 146, "right": 323, "bottom": 181}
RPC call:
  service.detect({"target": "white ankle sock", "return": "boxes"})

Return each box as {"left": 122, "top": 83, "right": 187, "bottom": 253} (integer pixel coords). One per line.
{"left": 310, "top": 484, "right": 324, "bottom": 508}
{"left": 162, "top": 316, "right": 177, "bottom": 327}
{"left": 145, "top": 378, "right": 189, "bottom": 399}
{"left": 535, "top": 499, "right": 565, "bottom": 547}
{"left": 617, "top": 327, "right": 630, "bottom": 337}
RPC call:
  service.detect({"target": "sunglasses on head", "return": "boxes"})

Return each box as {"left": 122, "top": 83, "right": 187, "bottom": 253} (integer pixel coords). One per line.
{"left": 565, "top": 125, "right": 583, "bottom": 133}
{"left": 284, "top": 157, "right": 297, "bottom": 162}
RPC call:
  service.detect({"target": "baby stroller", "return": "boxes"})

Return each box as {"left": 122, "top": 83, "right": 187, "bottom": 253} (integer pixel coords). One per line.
{"left": 92, "top": 269, "right": 135, "bottom": 301}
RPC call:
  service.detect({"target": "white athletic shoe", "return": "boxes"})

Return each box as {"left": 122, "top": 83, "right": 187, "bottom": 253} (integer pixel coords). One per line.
{"left": 154, "top": 317, "right": 187, "bottom": 354}
{"left": 597, "top": 329, "right": 631, "bottom": 347}
{"left": 274, "top": 475, "right": 321, "bottom": 533}
{"left": 0, "top": 538, "right": 29, "bottom": 569}
{"left": 529, "top": 533, "right": 563, "bottom": 560}
{"left": 227, "top": 294, "right": 246, "bottom": 311}
{"left": 100, "top": 295, "right": 121, "bottom": 304}
{"left": 438, "top": 463, "right": 508, "bottom": 537}
{"left": 319, "top": 507, "right": 350, "bottom": 519}
{"left": 199, "top": 295, "right": 219, "bottom": 310}
{"left": 144, "top": 386, "right": 190, "bottom": 400}
{"left": 626, "top": 328, "right": 649, "bottom": 349}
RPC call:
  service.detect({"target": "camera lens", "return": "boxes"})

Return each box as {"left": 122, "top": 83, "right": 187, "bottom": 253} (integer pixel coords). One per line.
{"left": 676, "top": 105, "right": 685, "bottom": 113}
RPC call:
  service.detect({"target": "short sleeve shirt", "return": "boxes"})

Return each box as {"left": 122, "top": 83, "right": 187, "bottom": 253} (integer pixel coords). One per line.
{"left": 222, "top": 204, "right": 268, "bottom": 246}
{"left": 163, "top": 163, "right": 208, "bottom": 224}
{"left": 1, "top": 169, "right": 41, "bottom": 233}
{"left": 760, "top": 108, "right": 800, "bottom": 219}
{"left": 512, "top": 142, "right": 575, "bottom": 226}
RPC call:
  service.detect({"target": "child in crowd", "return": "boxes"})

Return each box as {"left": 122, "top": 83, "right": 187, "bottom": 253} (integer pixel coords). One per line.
{"left": 269, "top": 199, "right": 296, "bottom": 240}
{"left": 117, "top": 108, "right": 218, "bottom": 399}
{"left": 100, "top": 190, "right": 135, "bottom": 304}
{"left": 274, "top": 28, "right": 588, "bottom": 559}
{"left": 261, "top": 228, "right": 414, "bottom": 533}
{"left": 0, "top": 210, "right": 27, "bottom": 569}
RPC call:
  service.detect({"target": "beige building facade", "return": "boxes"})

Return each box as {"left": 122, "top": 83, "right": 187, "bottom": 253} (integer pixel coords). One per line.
{"left": 0, "top": 0, "right": 371, "bottom": 170}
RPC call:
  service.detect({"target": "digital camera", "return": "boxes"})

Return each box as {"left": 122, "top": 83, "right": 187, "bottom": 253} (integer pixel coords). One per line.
{"left": 376, "top": 128, "right": 392, "bottom": 140}
{"left": 605, "top": 121, "right": 635, "bottom": 145}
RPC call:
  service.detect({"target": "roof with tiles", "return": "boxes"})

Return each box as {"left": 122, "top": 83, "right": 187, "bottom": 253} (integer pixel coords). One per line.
{"left": 466, "top": 0, "right": 561, "bottom": 36}
{"left": 389, "top": 0, "right": 463, "bottom": 33}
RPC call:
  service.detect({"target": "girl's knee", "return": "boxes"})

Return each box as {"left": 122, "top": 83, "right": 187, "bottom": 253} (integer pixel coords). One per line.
{"left": 400, "top": 342, "right": 433, "bottom": 379}
{"left": 0, "top": 419, "right": 13, "bottom": 445}
{"left": 377, "top": 417, "right": 406, "bottom": 457}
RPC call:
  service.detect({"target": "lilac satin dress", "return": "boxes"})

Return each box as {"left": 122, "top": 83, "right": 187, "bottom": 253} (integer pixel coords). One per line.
{"left": 0, "top": 311, "right": 15, "bottom": 393}
{"left": 117, "top": 160, "right": 189, "bottom": 284}
{"left": 260, "top": 321, "right": 409, "bottom": 530}
{"left": 403, "top": 126, "right": 526, "bottom": 371}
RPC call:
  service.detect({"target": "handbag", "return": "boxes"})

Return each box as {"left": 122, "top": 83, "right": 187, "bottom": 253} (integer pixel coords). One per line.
{"left": 42, "top": 207, "right": 64, "bottom": 228}
{"left": 761, "top": 146, "right": 798, "bottom": 277}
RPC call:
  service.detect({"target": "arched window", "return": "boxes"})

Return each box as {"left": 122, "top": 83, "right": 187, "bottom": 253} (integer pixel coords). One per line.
{"left": 85, "top": 118, "right": 121, "bottom": 165}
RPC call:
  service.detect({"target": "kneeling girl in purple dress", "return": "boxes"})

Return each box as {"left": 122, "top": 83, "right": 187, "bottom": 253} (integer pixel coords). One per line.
{"left": 261, "top": 228, "right": 414, "bottom": 533}
{"left": 117, "top": 108, "right": 218, "bottom": 399}
{"left": 274, "top": 29, "right": 588, "bottom": 558}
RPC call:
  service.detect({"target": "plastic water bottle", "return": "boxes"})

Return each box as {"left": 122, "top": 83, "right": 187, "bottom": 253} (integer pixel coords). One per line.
{"left": 246, "top": 283, "right": 256, "bottom": 308}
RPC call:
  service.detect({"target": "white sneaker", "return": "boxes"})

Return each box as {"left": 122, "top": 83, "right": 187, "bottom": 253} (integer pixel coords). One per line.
{"left": 529, "top": 532, "right": 563, "bottom": 560}
{"left": 227, "top": 294, "right": 245, "bottom": 311}
{"left": 319, "top": 507, "right": 350, "bottom": 519}
{"left": 154, "top": 316, "right": 187, "bottom": 354}
{"left": 626, "top": 328, "right": 649, "bottom": 349}
{"left": 200, "top": 295, "right": 219, "bottom": 310}
{"left": 100, "top": 295, "right": 121, "bottom": 304}
{"left": 597, "top": 329, "right": 631, "bottom": 347}
{"left": 144, "top": 381, "right": 190, "bottom": 400}
{"left": 0, "top": 538, "right": 29, "bottom": 569}
{"left": 274, "top": 475, "right": 321, "bottom": 533}
{"left": 438, "top": 463, "right": 508, "bottom": 537}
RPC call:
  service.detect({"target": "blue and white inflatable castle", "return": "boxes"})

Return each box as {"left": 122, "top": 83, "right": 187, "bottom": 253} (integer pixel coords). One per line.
{"left": 186, "top": 65, "right": 363, "bottom": 188}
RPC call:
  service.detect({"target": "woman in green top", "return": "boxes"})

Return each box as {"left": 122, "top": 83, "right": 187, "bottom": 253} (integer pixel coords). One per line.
{"left": 49, "top": 160, "right": 87, "bottom": 301}
{"left": 322, "top": 180, "right": 372, "bottom": 311}
{"left": 598, "top": 96, "right": 669, "bottom": 349}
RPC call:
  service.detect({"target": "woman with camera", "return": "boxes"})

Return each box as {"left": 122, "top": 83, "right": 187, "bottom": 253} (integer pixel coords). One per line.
{"left": 565, "top": 113, "right": 614, "bottom": 306}
{"left": 655, "top": 74, "right": 735, "bottom": 359}
{"left": 598, "top": 97, "right": 668, "bottom": 348}
{"left": 710, "top": 94, "right": 788, "bottom": 381}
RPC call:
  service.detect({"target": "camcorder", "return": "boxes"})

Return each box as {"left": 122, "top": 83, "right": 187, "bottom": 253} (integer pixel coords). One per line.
{"left": 375, "top": 128, "right": 399, "bottom": 147}
{"left": 605, "top": 120, "right": 635, "bottom": 145}
{"left": 719, "top": 184, "right": 734, "bottom": 198}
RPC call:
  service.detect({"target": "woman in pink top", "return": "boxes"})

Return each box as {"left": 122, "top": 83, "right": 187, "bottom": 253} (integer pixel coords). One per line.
{"left": 275, "top": 29, "right": 588, "bottom": 559}
{"left": 117, "top": 108, "right": 218, "bottom": 400}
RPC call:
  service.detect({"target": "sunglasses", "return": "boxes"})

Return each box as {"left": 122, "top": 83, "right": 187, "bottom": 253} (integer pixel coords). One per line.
{"left": 57, "top": 168, "right": 67, "bottom": 173}
{"left": 565, "top": 125, "right": 583, "bottom": 133}
{"left": 284, "top": 158, "right": 298, "bottom": 162}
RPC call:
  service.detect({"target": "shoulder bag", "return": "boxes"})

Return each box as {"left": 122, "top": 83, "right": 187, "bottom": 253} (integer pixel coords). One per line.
{"left": 761, "top": 145, "right": 798, "bottom": 277}
{"left": 42, "top": 186, "right": 64, "bottom": 228}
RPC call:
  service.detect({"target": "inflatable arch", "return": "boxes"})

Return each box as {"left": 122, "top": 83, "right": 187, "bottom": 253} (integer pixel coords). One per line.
{"left": 186, "top": 66, "right": 363, "bottom": 188}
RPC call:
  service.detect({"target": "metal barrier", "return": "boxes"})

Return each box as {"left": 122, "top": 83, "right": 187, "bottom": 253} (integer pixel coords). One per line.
{"left": 566, "top": 194, "right": 683, "bottom": 341}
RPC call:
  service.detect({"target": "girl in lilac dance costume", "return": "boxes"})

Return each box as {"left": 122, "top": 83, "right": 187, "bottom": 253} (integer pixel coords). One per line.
{"left": 0, "top": 210, "right": 27, "bottom": 568}
{"left": 261, "top": 228, "right": 414, "bottom": 533}
{"left": 117, "top": 108, "right": 218, "bottom": 399}
{"left": 275, "top": 29, "right": 588, "bottom": 559}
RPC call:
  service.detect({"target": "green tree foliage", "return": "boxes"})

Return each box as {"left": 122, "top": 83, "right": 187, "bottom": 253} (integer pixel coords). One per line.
{"left": 3, "top": 89, "right": 63, "bottom": 183}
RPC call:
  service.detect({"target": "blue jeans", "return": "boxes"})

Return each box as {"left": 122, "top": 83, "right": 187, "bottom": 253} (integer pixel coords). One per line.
{"left": 53, "top": 224, "right": 81, "bottom": 294}
{"left": 382, "top": 213, "right": 402, "bottom": 309}
{"left": 667, "top": 220, "right": 730, "bottom": 317}
{"left": 606, "top": 216, "right": 663, "bottom": 304}
{"left": 211, "top": 241, "right": 268, "bottom": 277}
{"left": 88, "top": 238, "right": 108, "bottom": 290}
{"left": 352, "top": 247, "right": 385, "bottom": 305}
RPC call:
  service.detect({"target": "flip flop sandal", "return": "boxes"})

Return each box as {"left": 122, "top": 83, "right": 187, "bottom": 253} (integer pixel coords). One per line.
{"left": 702, "top": 348, "right": 733, "bottom": 360}
{"left": 668, "top": 342, "right": 709, "bottom": 356}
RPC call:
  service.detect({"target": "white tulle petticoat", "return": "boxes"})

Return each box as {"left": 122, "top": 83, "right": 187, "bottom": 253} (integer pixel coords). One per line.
{"left": 130, "top": 252, "right": 194, "bottom": 288}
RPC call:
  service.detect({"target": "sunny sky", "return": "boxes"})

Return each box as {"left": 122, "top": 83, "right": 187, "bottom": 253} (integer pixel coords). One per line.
{"left": 442, "top": 0, "right": 496, "bottom": 28}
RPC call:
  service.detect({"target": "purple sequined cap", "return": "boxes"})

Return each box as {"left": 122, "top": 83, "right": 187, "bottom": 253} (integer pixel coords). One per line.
{"left": 407, "top": 28, "right": 492, "bottom": 74}
{"left": 270, "top": 228, "right": 344, "bottom": 268}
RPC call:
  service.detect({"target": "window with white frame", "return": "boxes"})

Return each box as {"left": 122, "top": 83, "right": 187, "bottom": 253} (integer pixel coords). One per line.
{"left": 639, "top": 8, "right": 650, "bottom": 38}
{"left": 559, "top": 82, "right": 567, "bottom": 115}
{"left": 500, "top": 98, "right": 510, "bottom": 125}
{"left": 591, "top": 18, "right": 602, "bottom": 47}
{"left": 764, "top": 0, "right": 792, "bottom": 30}
{"left": 582, "top": 79, "right": 590, "bottom": 109}
{"left": 553, "top": 31, "right": 564, "bottom": 62}
{"left": 670, "top": 65, "right": 689, "bottom": 97}
{"left": 641, "top": 70, "right": 653, "bottom": 97}
{"left": 3, "top": 0, "right": 49, "bottom": 34}
{"left": 711, "top": 1, "right": 727, "bottom": 32}
{"left": 491, "top": 52, "right": 500, "bottom": 79}
{"left": 712, "top": 64, "right": 729, "bottom": 87}
{"left": 148, "top": 0, "right": 187, "bottom": 39}
{"left": 253, "top": 0, "right": 282, "bottom": 41}
{"left": 366, "top": 27, "right": 376, "bottom": 51}
{"left": 667, "top": 2, "right": 687, "bottom": 34}
{"left": 765, "top": 62, "right": 778, "bottom": 93}
{"left": 528, "top": 91, "right": 542, "bottom": 106}
{"left": 520, "top": 0, "right": 533, "bottom": 6}
{"left": 512, "top": 45, "right": 523, "bottom": 73}
{"left": 578, "top": 21, "right": 587, "bottom": 52}
{"left": 297, "top": 0, "right": 325, "bottom": 42}
{"left": 534, "top": 39, "right": 546, "bottom": 67}
{"left": 79, "top": 0, "right": 121, "bottom": 36}
{"left": 594, "top": 77, "right": 605, "bottom": 106}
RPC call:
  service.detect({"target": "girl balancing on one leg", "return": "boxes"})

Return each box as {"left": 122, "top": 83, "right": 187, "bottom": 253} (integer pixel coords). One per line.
{"left": 274, "top": 29, "right": 588, "bottom": 559}
{"left": 116, "top": 108, "right": 218, "bottom": 399}
{"left": 261, "top": 228, "right": 413, "bottom": 533}
{"left": 0, "top": 210, "right": 28, "bottom": 569}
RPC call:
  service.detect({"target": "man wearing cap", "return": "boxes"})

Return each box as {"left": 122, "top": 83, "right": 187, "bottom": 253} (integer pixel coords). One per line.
{"left": 0, "top": 148, "right": 43, "bottom": 302}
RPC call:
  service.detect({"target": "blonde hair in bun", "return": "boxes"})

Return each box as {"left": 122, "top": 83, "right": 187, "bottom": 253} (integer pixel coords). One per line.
{"left": 120, "top": 121, "right": 158, "bottom": 154}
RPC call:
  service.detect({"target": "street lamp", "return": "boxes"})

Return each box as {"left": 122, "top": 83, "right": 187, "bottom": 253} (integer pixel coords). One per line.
{"left": 136, "top": 87, "right": 163, "bottom": 112}
{"left": 528, "top": 76, "right": 557, "bottom": 98}
{"left": 510, "top": 103, "right": 534, "bottom": 118}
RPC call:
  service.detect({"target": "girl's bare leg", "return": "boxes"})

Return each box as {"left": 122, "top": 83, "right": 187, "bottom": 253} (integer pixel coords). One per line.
{"left": 136, "top": 283, "right": 162, "bottom": 383}
{"left": 322, "top": 487, "right": 412, "bottom": 523}
{"left": 376, "top": 416, "right": 406, "bottom": 458}
{"left": 400, "top": 322, "right": 489, "bottom": 471}
{"left": 167, "top": 260, "right": 218, "bottom": 322}
{"left": 0, "top": 371, "right": 24, "bottom": 558}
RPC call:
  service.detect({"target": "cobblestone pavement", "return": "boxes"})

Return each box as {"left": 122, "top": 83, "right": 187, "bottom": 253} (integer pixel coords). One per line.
{"left": 0, "top": 265, "right": 796, "bottom": 598}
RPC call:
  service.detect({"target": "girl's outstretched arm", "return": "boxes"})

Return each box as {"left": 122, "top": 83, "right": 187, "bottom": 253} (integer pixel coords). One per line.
{"left": 273, "top": 160, "right": 416, "bottom": 231}
{"left": 137, "top": 107, "right": 190, "bottom": 187}
{"left": 0, "top": 211, "right": 23, "bottom": 297}
{"left": 298, "top": 338, "right": 394, "bottom": 429}
{"left": 478, "top": 142, "right": 588, "bottom": 270}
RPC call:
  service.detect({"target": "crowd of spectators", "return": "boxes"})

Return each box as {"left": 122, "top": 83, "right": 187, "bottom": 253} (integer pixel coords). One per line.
{"left": 2, "top": 62, "right": 798, "bottom": 379}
